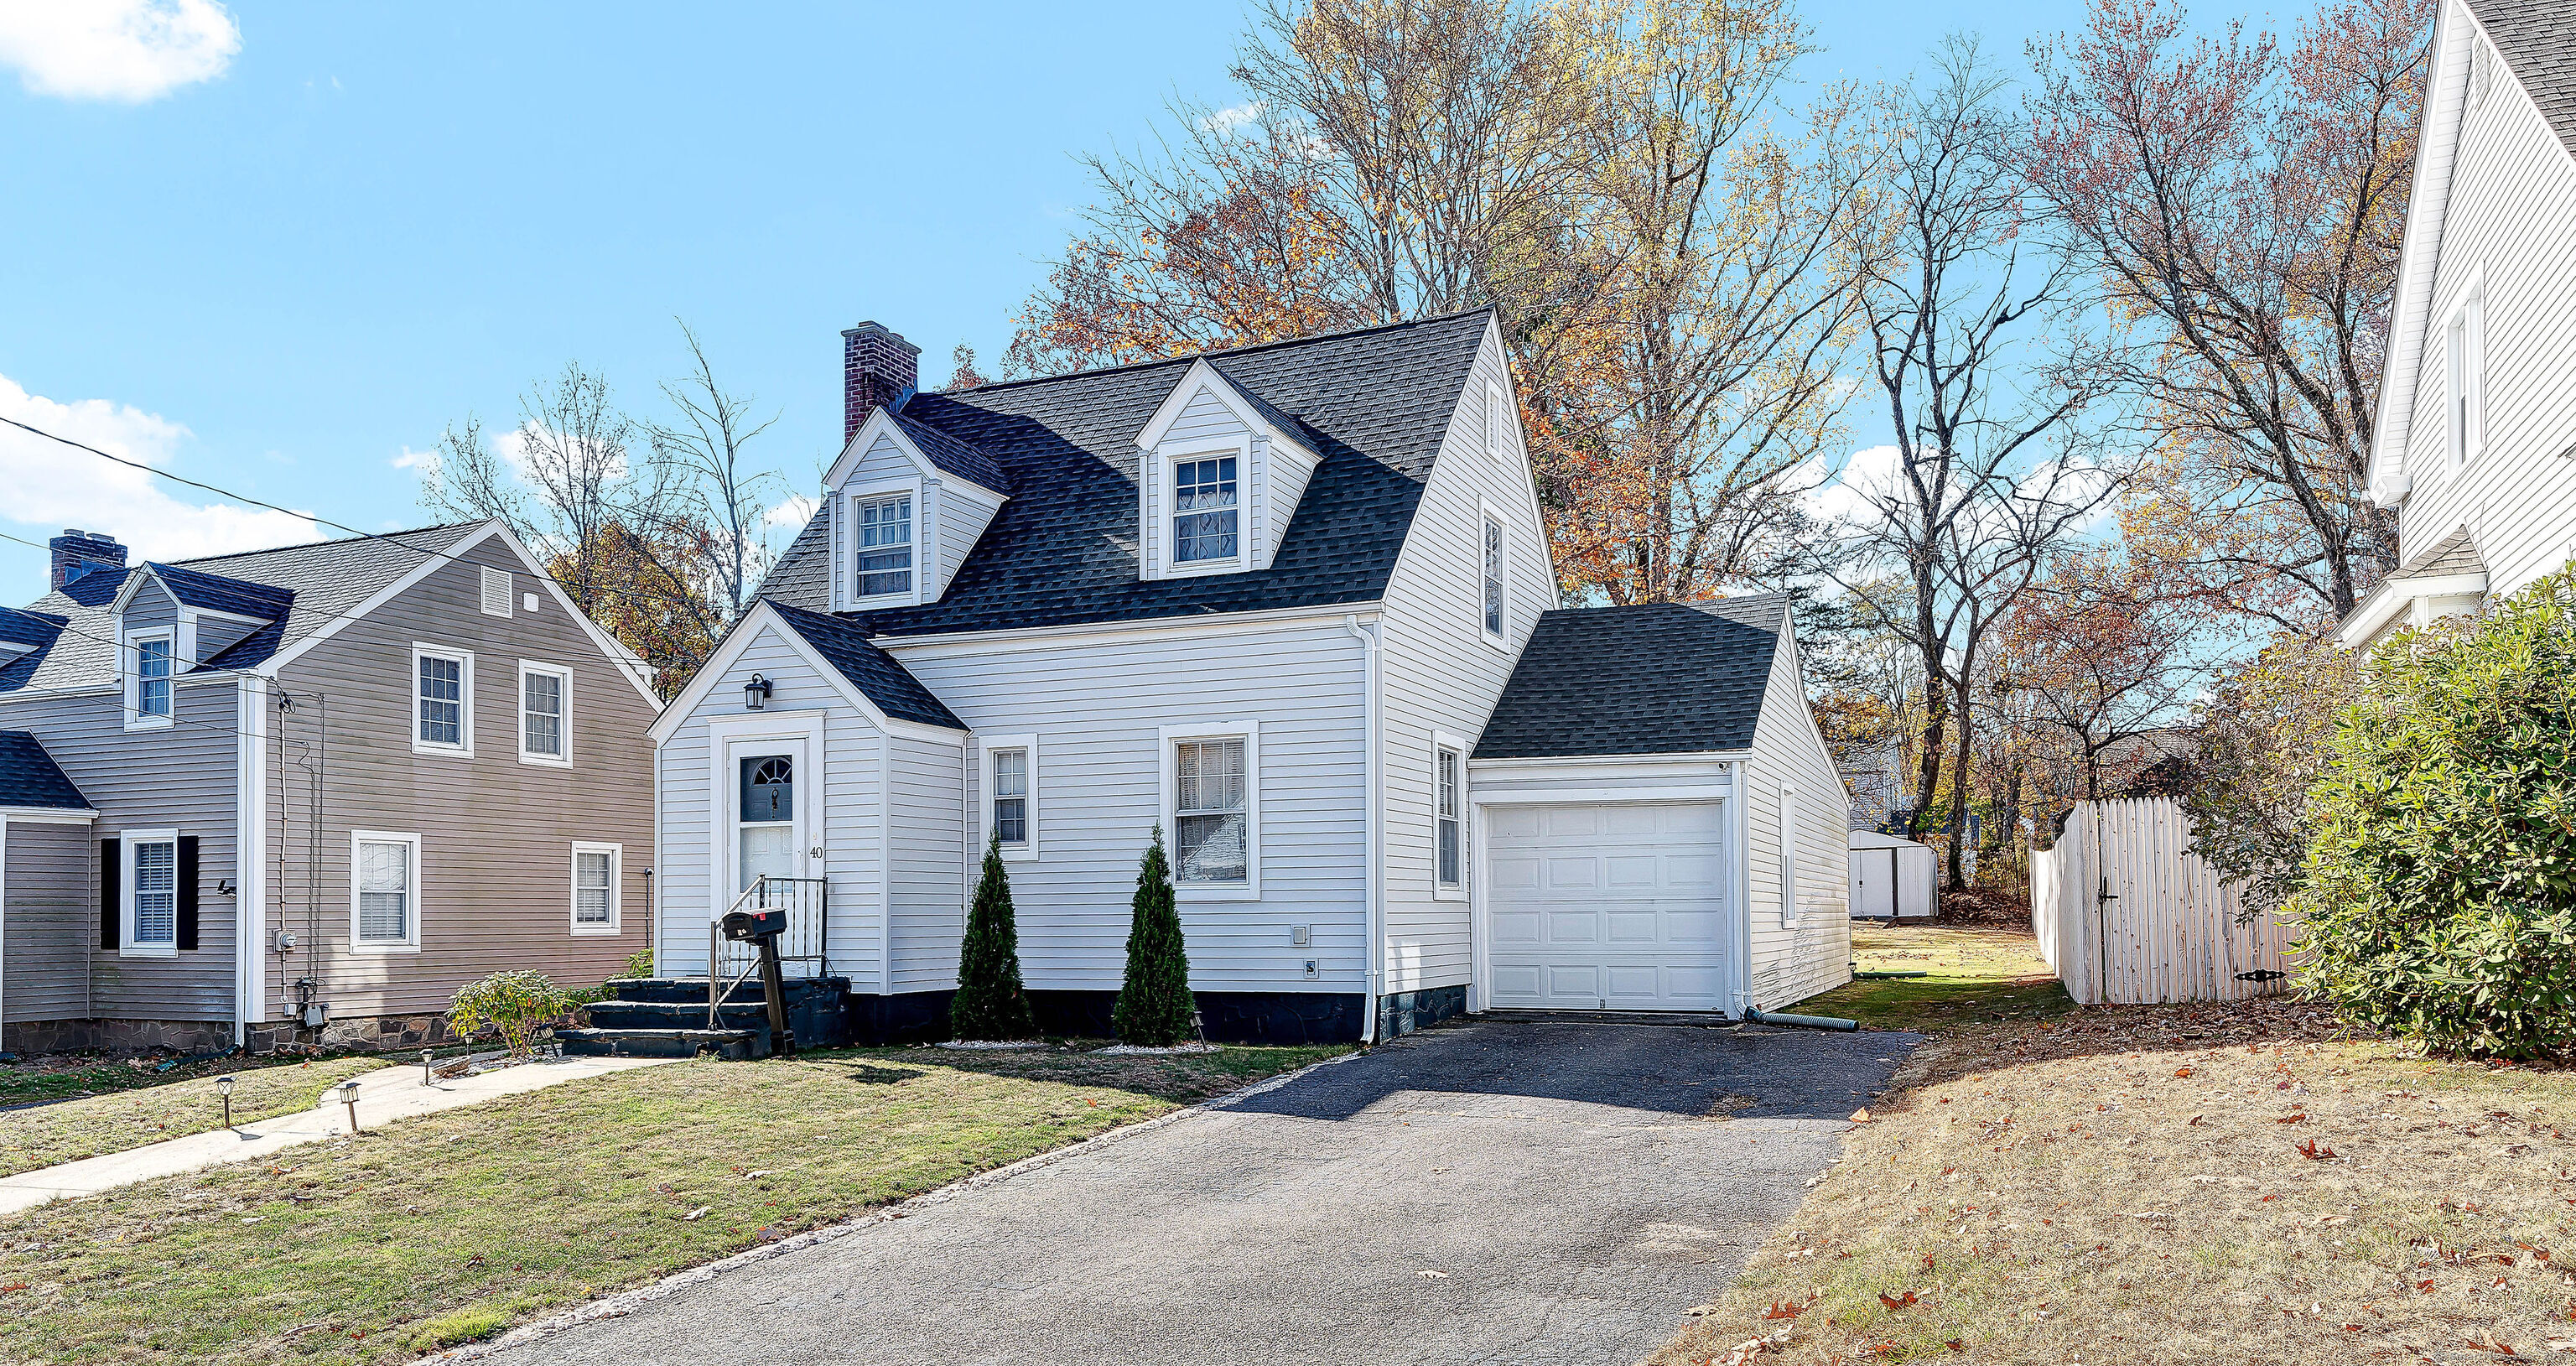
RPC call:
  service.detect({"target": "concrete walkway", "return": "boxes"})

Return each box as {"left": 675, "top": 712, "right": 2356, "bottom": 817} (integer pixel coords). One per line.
{"left": 499, "top": 1019, "right": 1913, "bottom": 1366}
{"left": 0, "top": 1052, "right": 669, "bottom": 1216}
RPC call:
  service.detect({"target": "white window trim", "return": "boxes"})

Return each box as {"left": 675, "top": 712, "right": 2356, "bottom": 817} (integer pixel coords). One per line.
{"left": 2443, "top": 272, "right": 2486, "bottom": 476}
{"left": 1155, "top": 435, "right": 1250, "bottom": 579}
{"left": 1478, "top": 498, "right": 1510, "bottom": 651}
{"left": 1158, "top": 719, "right": 1259, "bottom": 900}
{"left": 479, "top": 564, "right": 515, "bottom": 618}
{"left": 843, "top": 480, "right": 924, "bottom": 608}
{"left": 349, "top": 828, "right": 423, "bottom": 954}
{"left": 1779, "top": 783, "right": 1800, "bottom": 927}
{"left": 569, "top": 841, "right": 622, "bottom": 936}
{"left": 1433, "top": 730, "right": 1472, "bottom": 901}
{"left": 517, "top": 660, "right": 574, "bottom": 768}
{"left": 979, "top": 733, "right": 1039, "bottom": 861}
{"left": 124, "top": 627, "right": 177, "bottom": 731}
{"left": 118, "top": 828, "right": 180, "bottom": 958}
{"left": 411, "top": 643, "right": 475, "bottom": 757}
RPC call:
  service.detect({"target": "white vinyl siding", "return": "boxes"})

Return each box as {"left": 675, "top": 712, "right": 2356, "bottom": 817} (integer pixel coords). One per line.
{"left": 1137, "top": 378, "right": 1317, "bottom": 577}
{"left": 519, "top": 662, "right": 571, "bottom": 766}
{"left": 2391, "top": 3, "right": 2576, "bottom": 605}
{"left": 904, "top": 616, "right": 1365, "bottom": 994}
{"left": 1738, "top": 621, "right": 1851, "bottom": 1008}
{"left": 652, "top": 625, "right": 888, "bottom": 989}
{"left": 351, "top": 830, "right": 421, "bottom": 953}
{"left": 1374, "top": 322, "right": 1555, "bottom": 1000}
{"left": 412, "top": 644, "right": 473, "bottom": 756}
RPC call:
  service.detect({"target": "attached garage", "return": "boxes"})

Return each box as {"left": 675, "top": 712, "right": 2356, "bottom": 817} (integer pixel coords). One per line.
{"left": 1468, "top": 596, "right": 1850, "bottom": 1018}
{"left": 1483, "top": 799, "right": 1732, "bottom": 1010}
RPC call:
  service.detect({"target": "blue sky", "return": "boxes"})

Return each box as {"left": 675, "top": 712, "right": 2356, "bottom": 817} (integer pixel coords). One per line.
{"left": 0, "top": 0, "right": 2078, "bottom": 600}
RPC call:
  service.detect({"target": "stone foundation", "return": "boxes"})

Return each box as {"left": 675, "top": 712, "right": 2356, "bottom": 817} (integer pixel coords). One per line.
{"left": 248, "top": 1011, "right": 462, "bottom": 1055}
{"left": 1, "top": 1016, "right": 234, "bottom": 1056}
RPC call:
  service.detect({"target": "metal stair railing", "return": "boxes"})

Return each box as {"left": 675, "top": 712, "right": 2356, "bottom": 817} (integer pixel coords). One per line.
{"left": 705, "top": 875, "right": 830, "bottom": 1029}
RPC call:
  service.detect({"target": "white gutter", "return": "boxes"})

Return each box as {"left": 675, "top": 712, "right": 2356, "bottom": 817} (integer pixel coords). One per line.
{"left": 1732, "top": 758, "right": 1758, "bottom": 1019}
{"left": 2334, "top": 570, "right": 2489, "bottom": 647}
{"left": 1343, "top": 615, "right": 1382, "bottom": 1045}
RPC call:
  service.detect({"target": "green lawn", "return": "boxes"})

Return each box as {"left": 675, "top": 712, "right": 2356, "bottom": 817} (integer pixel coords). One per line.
{"left": 0, "top": 1041, "right": 1345, "bottom": 1363}
{"left": 1794, "top": 922, "right": 2074, "bottom": 1030}
{"left": 0, "top": 1057, "right": 387, "bottom": 1179}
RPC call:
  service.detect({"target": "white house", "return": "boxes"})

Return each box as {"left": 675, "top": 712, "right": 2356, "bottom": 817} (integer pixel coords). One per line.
{"left": 642, "top": 310, "right": 1850, "bottom": 1045}
{"left": 2344, "top": 0, "right": 2576, "bottom": 647}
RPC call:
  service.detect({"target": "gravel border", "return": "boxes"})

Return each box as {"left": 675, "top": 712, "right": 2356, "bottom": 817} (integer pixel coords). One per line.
{"left": 415, "top": 1047, "right": 1364, "bottom": 1363}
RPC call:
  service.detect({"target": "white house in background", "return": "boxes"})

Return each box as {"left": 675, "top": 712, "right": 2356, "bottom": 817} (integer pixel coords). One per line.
{"left": 644, "top": 309, "right": 1850, "bottom": 1045}
{"left": 2344, "top": 0, "right": 2576, "bottom": 647}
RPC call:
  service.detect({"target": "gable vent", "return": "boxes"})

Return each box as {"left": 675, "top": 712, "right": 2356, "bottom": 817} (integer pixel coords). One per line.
{"left": 480, "top": 564, "right": 513, "bottom": 618}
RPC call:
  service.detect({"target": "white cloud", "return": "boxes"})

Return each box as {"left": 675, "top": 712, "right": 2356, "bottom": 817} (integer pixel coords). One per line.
{"left": 1198, "top": 100, "right": 1265, "bottom": 136}
{"left": 389, "top": 446, "right": 435, "bottom": 470}
{"left": 0, "top": 371, "right": 318, "bottom": 569}
{"left": 1805, "top": 443, "right": 1903, "bottom": 526}
{"left": 766, "top": 493, "right": 816, "bottom": 529}
{"left": 0, "top": 0, "right": 239, "bottom": 102}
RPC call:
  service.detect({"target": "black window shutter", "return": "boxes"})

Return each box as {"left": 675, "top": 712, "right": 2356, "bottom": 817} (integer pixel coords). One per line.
{"left": 177, "top": 836, "right": 200, "bottom": 951}
{"left": 100, "top": 838, "right": 120, "bottom": 950}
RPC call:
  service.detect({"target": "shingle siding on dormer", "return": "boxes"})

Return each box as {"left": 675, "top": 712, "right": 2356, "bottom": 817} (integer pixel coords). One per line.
{"left": 2386, "top": 0, "right": 2576, "bottom": 601}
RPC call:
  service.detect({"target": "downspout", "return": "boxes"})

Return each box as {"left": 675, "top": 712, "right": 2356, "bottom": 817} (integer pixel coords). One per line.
{"left": 1343, "top": 615, "right": 1381, "bottom": 1045}
{"left": 1732, "top": 758, "right": 1758, "bottom": 1019}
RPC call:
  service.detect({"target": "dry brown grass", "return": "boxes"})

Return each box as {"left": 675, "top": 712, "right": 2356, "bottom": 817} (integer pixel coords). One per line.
{"left": 1651, "top": 997, "right": 2576, "bottom": 1364}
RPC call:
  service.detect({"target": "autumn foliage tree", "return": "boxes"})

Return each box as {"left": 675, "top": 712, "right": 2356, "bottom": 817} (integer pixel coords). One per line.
{"left": 2025, "top": 0, "right": 2432, "bottom": 626}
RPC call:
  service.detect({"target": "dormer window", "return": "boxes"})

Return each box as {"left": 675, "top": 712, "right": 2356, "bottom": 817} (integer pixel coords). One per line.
{"left": 1174, "top": 456, "right": 1239, "bottom": 564}
{"left": 854, "top": 494, "right": 914, "bottom": 597}
{"left": 129, "top": 631, "right": 174, "bottom": 728}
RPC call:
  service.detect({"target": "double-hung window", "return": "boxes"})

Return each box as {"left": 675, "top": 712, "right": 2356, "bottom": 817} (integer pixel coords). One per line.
{"left": 571, "top": 843, "right": 620, "bottom": 933}
{"left": 122, "top": 832, "right": 179, "bottom": 954}
{"left": 1173, "top": 737, "right": 1248, "bottom": 884}
{"left": 1482, "top": 515, "right": 1505, "bottom": 640}
{"left": 520, "top": 662, "right": 571, "bottom": 766}
{"left": 1172, "top": 455, "right": 1239, "bottom": 564}
{"left": 1436, "top": 745, "right": 1463, "bottom": 891}
{"left": 413, "top": 645, "right": 472, "bottom": 755}
{"left": 854, "top": 494, "right": 914, "bottom": 598}
{"left": 352, "top": 831, "right": 421, "bottom": 952}
{"left": 133, "top": 633, "right": 174, "bottom": 725}
{"left": 2444, "top": 287, "right": 2484, "bottom": 474}
{"left": 992, "top": 749, "right": 1029, "bottom": 845}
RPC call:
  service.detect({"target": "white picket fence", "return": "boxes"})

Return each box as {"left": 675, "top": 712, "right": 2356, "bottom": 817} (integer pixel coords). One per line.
{"left": 2031, "top": 797, "right": 2300, "bottom": 1005}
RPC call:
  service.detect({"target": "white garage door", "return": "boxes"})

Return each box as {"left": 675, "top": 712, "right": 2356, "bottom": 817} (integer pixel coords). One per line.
{"left": 1485, "top": 801, "right": 1733, "bottom": 1011}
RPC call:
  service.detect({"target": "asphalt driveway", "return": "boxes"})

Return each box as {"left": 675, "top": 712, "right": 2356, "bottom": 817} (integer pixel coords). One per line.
{"left": 504, "top": 1017, "right": 1914, "bottom": 1366}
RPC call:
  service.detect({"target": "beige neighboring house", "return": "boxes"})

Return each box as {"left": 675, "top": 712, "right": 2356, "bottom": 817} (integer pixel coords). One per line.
{"left": 0, "top": 521, "right": 659, "bottom": 1055}
{"left": 2342, "top": 0, "right": 2576, "bottom": 647}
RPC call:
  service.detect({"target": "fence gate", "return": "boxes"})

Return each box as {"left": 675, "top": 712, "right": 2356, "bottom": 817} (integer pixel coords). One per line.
{"left": 2030, "top": 797, "right": 2297, "bottom": 1005}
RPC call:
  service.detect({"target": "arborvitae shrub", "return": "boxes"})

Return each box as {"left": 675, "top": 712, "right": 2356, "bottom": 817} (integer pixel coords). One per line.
{"left": 951, "top": 832, "right": 1038, "bottom": 1041}
{"left": 1113, "top": 824, "right": 1196, "bottom": 1047}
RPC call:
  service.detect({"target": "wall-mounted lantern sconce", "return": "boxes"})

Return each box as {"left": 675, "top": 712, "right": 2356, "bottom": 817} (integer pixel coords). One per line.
{"left": 745, "top": 674, "right": 773, "bottom": 711}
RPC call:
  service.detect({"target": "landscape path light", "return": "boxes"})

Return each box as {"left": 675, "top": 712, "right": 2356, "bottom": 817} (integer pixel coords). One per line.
{"left": 216, "top": 1074, "right": 234, "bottom": 1130}
{"left": 337, "top": 1078, "right": 364, "bottom": 1135}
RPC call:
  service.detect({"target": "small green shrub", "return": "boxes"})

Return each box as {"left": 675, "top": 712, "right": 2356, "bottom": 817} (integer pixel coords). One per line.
{"left": 621, "top": 947, "right": 655, "bottom": 980}
{"left": 952, "top": 833, "right": 1037, "bottom": 1040}
{"left": 1113, "top": 824, "right": 1196, "bottom": 1047}
{"left": 446, "top": 971, "right": 575, "bottom": 1058}
{"left": 2297, "top": 565, "right": 2576, "bottom": 1057}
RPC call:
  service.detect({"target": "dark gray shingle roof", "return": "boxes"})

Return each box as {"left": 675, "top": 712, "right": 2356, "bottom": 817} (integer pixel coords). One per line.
{"left": 760, "top": 309, "right": 1493, "bottom": 636}
{"left": 1, "top": 522, "right": 486, "bottom": 693}
{"left": 144, "top": 563, "right": 296, "bottom": 620}
{"left": 1474, "top": 595, "right": 1790, "bottom": 760}
{"left": 891, "top": 413, "right": 1012, "bottom": 496}
{"left": 0, "top": 730, "right": 90, "bottom": 809}
{"left": 2470, "top": 0, "right": 2576, "bottom": 161}
{"left": 766, "top": 602, "right": 966, "bottom": 730}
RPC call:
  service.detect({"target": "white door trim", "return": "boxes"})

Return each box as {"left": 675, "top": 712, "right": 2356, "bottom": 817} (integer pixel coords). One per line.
{"left": 706, "top": 710, "right": 826, "bottom": 924}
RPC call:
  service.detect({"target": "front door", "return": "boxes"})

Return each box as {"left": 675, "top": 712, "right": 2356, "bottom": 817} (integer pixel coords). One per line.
{"left": 724, "top": 736, "right": 808, "bottom": 900}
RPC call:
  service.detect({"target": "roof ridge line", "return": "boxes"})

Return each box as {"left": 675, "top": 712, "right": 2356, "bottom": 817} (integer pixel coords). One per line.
{"left": 929, "top": 306, "right": 1497, "bottom": 398}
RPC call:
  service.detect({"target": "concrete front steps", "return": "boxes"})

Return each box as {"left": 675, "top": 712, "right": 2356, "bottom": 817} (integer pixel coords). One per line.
{"left": 560, "top": 975, "right": 853, "bottom": 1060}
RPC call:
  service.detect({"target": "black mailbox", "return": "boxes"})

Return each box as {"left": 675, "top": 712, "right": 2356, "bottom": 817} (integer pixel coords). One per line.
{"left": 721, "top": 908, "right": 786, "bottom": 943}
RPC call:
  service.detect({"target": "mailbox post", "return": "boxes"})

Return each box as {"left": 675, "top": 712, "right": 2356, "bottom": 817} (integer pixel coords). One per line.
{"left": 719, "top": 906, "right": 795, "bottom": 1057}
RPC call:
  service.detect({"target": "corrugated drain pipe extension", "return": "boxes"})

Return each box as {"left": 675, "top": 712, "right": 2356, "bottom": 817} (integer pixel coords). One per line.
{"left": 1745, "top": 1007, "right": 1859, "bottom": 1032}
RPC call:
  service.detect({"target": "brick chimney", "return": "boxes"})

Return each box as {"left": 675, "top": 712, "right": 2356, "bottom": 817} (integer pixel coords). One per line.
{"left": 49, "top": 528, "right": 126, "bottom": 591}
{"left": 843, "top": 322, "right": 922, "bottom": 439}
